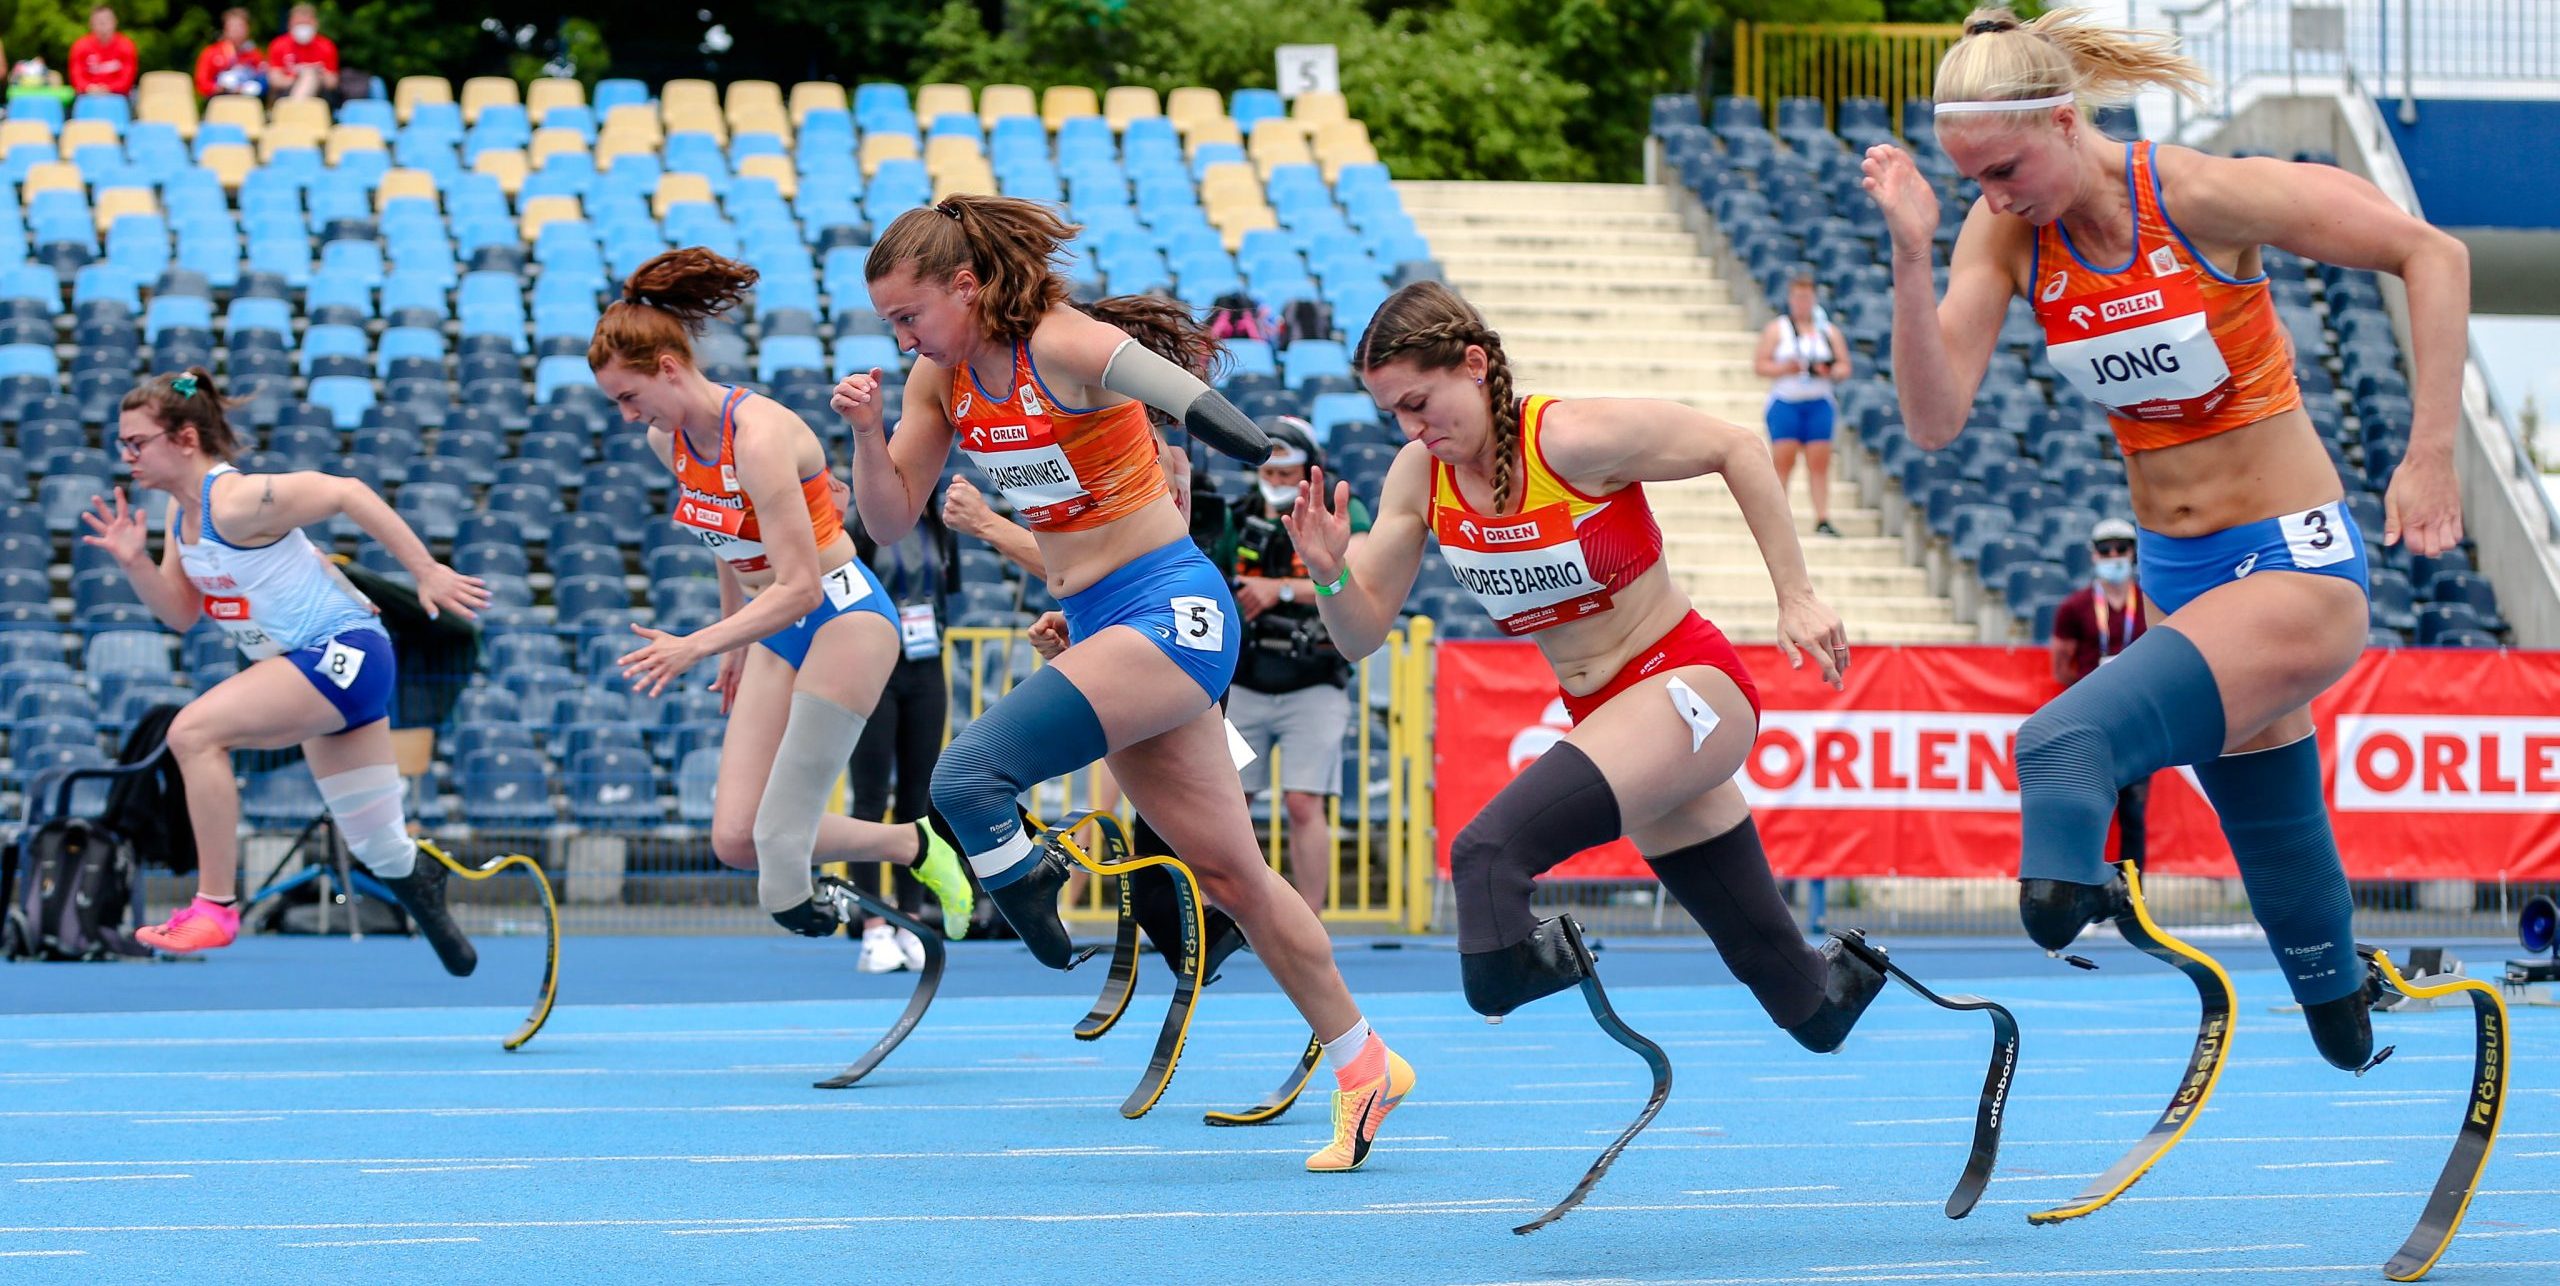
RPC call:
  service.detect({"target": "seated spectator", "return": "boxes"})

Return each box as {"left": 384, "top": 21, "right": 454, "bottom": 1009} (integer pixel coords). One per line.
{"left": 7, "top": 56, "right": 71, "bottom": 109}
{"left": 68, "top": 5, "right": 137, "bottom": 97}
{"left": 195, "top": 8, "right": 267, "bottom": 100}
{"left": 266, "top": 4, "right": 338, "bottom": 101}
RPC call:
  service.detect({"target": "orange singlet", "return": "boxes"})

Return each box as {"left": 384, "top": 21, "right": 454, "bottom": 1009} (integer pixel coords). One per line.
{"left": 669, "top": 386, "right": 845, "bottom": 574}
{"left": 2030, "top": 142, "right": 2302, "bottom": 454}
{"left": 946, "top": 343, "right": 1165, "bottom": 532}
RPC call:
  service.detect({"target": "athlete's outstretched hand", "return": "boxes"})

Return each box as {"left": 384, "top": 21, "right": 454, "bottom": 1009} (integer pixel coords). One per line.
{"left": 1027, "top": 610, "right": 1071, "bottom": 661}
{"left": 619, "top": 623, "right": 709, "bottom": 699}
{"left": 710, "top": 646, "right": 746, "bottom": 716}
{"left": 1776, "top": 589, "right": 1850, "bottom": 690}
{"left": 1281, "top": 464, "right": 1354, "bottom": 584}
{"left": 2383, "top": 448, "right": 2463, "bottom": 556}
{"left": 831, "top": 367, "right": 890, "bottom": 436}
{"left": 1861, "top": 144, "right": 1941, "bottom": 258}
{"left": 414, "top": 560, "right": 489, "bottom": 622}
{"left": 78, "top": 487, "right": 151, "bottom": 567}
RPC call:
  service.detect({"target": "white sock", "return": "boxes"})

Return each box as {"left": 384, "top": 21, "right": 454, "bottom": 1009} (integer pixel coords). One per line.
{"left": 965, "top": 827, "right": 1037, "bottom": 882}
{"left": 1320, "top": 1018, "right": 1373, "bottom": 1074}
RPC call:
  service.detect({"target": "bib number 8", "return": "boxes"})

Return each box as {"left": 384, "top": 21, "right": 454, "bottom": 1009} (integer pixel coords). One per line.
{"left": 1169, "top": 595, "right": 1224, "bottom": 652}
{"left": 316, "top": 638, "right": 366, "bottom": 690}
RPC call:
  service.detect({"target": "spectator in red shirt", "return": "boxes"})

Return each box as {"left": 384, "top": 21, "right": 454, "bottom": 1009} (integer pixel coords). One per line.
{"left": 2049, "top": 516, "right": 2150, "bottom": 863}
{"left": 194, "top": 8, "right": 267, "bottom": 100}
{"left": 267, "top": 4, "right": 339, "bottom": 101}
{"left": 67, "top": 5, "right": 138, "bottom": 97}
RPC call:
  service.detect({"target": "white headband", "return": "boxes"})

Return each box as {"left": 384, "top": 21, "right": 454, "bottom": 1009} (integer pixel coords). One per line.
{"left": 1264, "top": 443, "right": 1308, "bottom": 467}
{"left": 1933, "top": 92, "right": 2076, "bottom": 117}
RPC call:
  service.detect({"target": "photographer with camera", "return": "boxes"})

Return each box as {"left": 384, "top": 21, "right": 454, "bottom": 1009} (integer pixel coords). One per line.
{"left": 1229, "top": 417, "right": 1369, "bottom": 914}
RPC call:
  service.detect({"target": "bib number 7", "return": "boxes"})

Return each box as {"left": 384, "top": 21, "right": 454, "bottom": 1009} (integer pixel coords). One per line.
{"left": 1169, "top": 595, "right": 1225, "bottom": 652}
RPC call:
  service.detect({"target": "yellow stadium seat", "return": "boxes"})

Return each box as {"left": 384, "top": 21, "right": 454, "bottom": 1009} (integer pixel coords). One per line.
{"left": 978, "top": 83, "right": 1035, "bottom": 127}
{"left": 1199, "top": 161, "right": 1261, "bottom": 205}
{"left": 518, "top": 194, "right": 580, "bottom": 243}
{"left": 204, "top": 95, "right": 265, "bottom": 141}
{"left": 601, "top": 104, "right": 663, "bottom": 145}
{"left": 375, "top": 168, "right": 439, "bottom": 212}
{"left": 594, "top": 133, "right": 657, "bottom": 169}
{"left": 1183, "top": 116, "right": 1242, "bottom": 154}
{"left": 270, "top": 97, "right": 331, "bottom": 136}
{"left": 137, "top": 70, "right": 192, "bottom": 102}
{"left": 1315, "top": 119, "right": 1371, "bottom": 152}
{"left": 1166, "top": 86, "right": 1223, "bottom": 129}
{"left": 1249, "top": 120, "right": 1313, "bottom": 174}
{"left": 92, "top": 187, "right": 157, "bottom": 235}
{"left": 789, "top": 80, "right": 848, "bottom": 125}
{"left": 57, "top": 120, "right": 117, "bottom": 153}
{"left": 199, "top": 144, "right": 254, "bottom": 190}
{"left": 661, "top": 79, "right": 719, "bottom": 126}
{"left": 859, "top": 132, "right": 918, "bottom": 178}
{"left": 1317, "top": 137, "right": 1378, "bottom": 182}
{"left": 0, "top": 120, "right": 56, "bottom": 152}
{"left": 915, "top": 82, "right": 973, "bottom": 125}
{"left": 1103, "top": 85, "right": 1162, "bottom": 132}
{"left": 136, "top": 94, "right": 198, "bottom": 141}
{"left": 22, "top": 163, "right": 83, "bottom": 197}
{"left": 652, "top": 172, "right": 714, "bottom": 220}
{"left": 472, "top": 148, "right": 529, "bottom": 198}
{"left": 933, "top": 164, "right": 997, "bottom": 200}
{"left": 728, "top": 109, "right": 791, "bottom": 146}
{"left": 528, "top": 128, "right": 587, "bottom": 169}
{"left": 924, "top": 134, "right": 984, "bottom": 176}
{"left": 256, "top": 128, "right": 325, "bottom": 162}
{"left": 324, "top": 125, "right": 387, "bottom": 165}
{"left": 1042, "top": 85, "right": 1100, "bottom": 131}
{"left": 662, "top": 102, "right": 727, "bottom": 143}
{"left": 395, "top": 75, "right": 454, "bottom": 124}
{"left": 527, "top": 77, "right": 585, "bottom": 124}
{"left": 1291, "top": 91, "right": 1349, "bottom": 129}
{"left": 725, "top": 79, "right": 784, "bottom": 124}
{"left": 1211, "top": 204, "right": 1277, "bottom": 252}
{"left": 737, "top": 153, "right": 798, "bottom": 201}
{"left": 461, "top": 76, "right": 520, "bottom": 126}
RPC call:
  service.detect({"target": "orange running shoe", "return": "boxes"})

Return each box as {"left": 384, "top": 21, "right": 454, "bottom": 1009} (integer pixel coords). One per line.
{"left": 1305, "top": 1039, "right": 1415, "bottom": 1173}
{"left": 136, "top": 896, "right": 240, "bottom": 954}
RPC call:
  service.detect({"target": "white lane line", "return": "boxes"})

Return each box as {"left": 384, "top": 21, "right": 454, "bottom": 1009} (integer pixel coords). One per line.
{"left": 2141, "top": 1244, "right": 2310, "bottom": 1255}
{"left": 357, "top": 1165, "right": 532, "bottom": 1175}
{"left": 1751, "top": 1074, "right": 1861, "bottom": 1082}
{"left": 1683, "top": 1185, "right": 1840, "bottom": 1196}
{"left": 0, "top": 1250, "right": 86, "bottom": 1259}
{"left": 1852, "top": 1118, "right": 1972, "bottom": 1127}
{"left": 2256, "top": 1159, "right": 2391, "bottom": 1170}
{"left": 282, "top": 1237, "right": 481, "bottom": 1248}
{"left": 1808, "top": 1262, "right": 1986, "bottom": 1274}
{"left": 1450, "top": 1264, "right": 2560, "bottom": 1286}
{"left": 128, "top": 1118, "right": 282, "bottom": 1126}
{"left": 1987, "top": 1172, "right": 2101, "bottom": 1183}
{"left": 15, "top": 1174, "right": 190, "bottom": 1185}
{"left": 1513, "top": 1081, "right": 1634, "bottom": 1089}
{"left": 2458, "top": 1229, "right": 2560, "bottom": 1240}
{"left": 2329, "top": 1099, "right": 2447, "bottom": 1109}
{"left": 1363, "top": 1198, "right": 1531, "bottom": 1209}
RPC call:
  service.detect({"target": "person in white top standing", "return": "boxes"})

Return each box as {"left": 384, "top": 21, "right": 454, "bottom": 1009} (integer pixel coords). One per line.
{"left": 1751, "top": 266, "right": 1851, "bottom": 537}
{"left": 80, "top": 369, "right": 490, "bottom": 969}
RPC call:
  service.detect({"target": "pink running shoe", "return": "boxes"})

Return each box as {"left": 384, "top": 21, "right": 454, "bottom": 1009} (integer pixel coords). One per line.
{"left": 136, "top": 896, "right": 240, "bottom": 954}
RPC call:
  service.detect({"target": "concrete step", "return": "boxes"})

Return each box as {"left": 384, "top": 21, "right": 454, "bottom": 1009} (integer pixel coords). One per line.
{"left": 1453, "top": 276, "right": 1737, "bottom": 308}
{"left": 1434, "top": 250, "right": 1722, "bottom": 282}
{"left": 1496, "top": 328, "right": 1760, "bottom": 361}
{"left": 1397, "top": 180, "right": 1678, "bottom": 213}
{"left": 1674, "top": 564, "right": 1936, "bottom": 598}
{"left": 1463, "top": 299, "right": 1751, "bottom": 332}
{"left": 1420, "top": 227, "right": 1705, "bottom": 257}
{"left": 1523, "top": 386, "right": 1768, "bottom": 421}
{"left": 1509, "top": 355, "right": 1761, "bottom": 391}
{"left": 1689, "top": 593, "right": 1963, "bottom": 630}
{"left": 1666, "top": 535, "right": 1911, "bottom": 570}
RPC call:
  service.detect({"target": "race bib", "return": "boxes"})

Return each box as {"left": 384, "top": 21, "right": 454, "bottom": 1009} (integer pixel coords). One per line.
{"left": 898, "top": 602, "right": 941, "bottom": 660}
{"left": 2038, "top": 271, "right": 2236, "bottom": 421}
{"left": 1433, "top": 501, "right": 1611, "bottom": 635}
{"left": 316, "top": 638, "right": 365, "bottom": 689}
{"left": 202, "top": 594, "right": 282, "bottom": 660}
{"left": 1170, "top": 595, "right": 1225, "bottom": 652}
{"left": 2280, "top": 501, "right": 2355, "bottom": 569}
{"left": 821, "top": 562, "right": 873, "bottom": 611}
{"left": 959, "top": 419, "right": 1093, "bottom": 525}
{"left": 675, "top": 495, "right": 770, "bottom": 572}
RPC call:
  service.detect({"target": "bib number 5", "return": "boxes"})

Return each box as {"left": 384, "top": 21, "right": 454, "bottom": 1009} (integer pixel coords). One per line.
{"left": 1170, "top": 595, "right": 1225, "bottom": 652}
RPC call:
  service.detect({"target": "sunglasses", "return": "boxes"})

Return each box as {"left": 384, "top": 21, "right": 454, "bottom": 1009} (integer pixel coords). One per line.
{"left": 2093, "top": 540, "right": 2135, "bottom": 556}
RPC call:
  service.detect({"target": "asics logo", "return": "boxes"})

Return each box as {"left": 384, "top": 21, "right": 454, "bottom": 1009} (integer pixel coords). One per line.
{"left": 2233, "top": 552, "right": 2260, "bottom": 578}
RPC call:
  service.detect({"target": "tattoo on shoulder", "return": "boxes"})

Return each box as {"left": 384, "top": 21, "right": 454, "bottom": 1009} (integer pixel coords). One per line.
{"left": 259, "top": 477, "right": 275, "bottom": 509}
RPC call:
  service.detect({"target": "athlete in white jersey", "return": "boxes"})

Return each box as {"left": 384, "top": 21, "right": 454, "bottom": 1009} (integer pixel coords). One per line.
{"left": 82, "top": 370, "right": 490, "bottom": 966}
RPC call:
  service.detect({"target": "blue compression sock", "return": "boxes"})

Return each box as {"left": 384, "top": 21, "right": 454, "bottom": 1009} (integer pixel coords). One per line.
{"left": 2194, "top": 734, "right": 2361, "bottom": 1006}
{"left": 2017, "top": 627, "right": 2227, "bottom": 885}
{"left": 927, "top": 664, "right": 1111, "bottom": 888}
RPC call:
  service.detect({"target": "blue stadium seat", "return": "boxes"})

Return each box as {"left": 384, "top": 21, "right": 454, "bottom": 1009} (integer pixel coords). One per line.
{"left": 567, "top": 747, "right": 660, "bottom": 827}
{"left": 306, "top": 375, "right": 376, "bottom": 429}
{"left": 533, "top": 354, "right": 596, "bottom": 403}
{"left": 1281, "top": 340, "right": 1351, "bottom": 389}
{"left": 456, "top": 748, "right": 555, "bottom": 826}
{"left": 674, "top": 746, "right": 719, "bottom": 823}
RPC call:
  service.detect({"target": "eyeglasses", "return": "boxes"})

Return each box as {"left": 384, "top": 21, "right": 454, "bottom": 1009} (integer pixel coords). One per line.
{"left": 2093, "top": 539, "right": 2135, "bottom": 556}
{"left": 116, "top": 430, "right": 169, "bottom": 459}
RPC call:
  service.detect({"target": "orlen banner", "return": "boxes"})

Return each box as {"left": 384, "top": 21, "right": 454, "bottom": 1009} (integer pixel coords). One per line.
{"left": 1433, "top": 642, "right": 2560, "bottom": 882}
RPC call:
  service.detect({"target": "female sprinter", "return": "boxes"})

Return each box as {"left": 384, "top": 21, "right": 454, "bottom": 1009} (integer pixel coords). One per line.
{"left": 1286, "top": 281, "right": 1895, "bottom": 1049}
{"left": 593, "top": 249, "right": 973, "bottom": 939}
{"left": 1861, "top": 7, "right": 2469, "bottom": 1064}
{"left": 840, "top": 195, "right": 1409, "bottom": 1172}
{"left": 83, "top": 369, "right": 484, "bottom": 969}
{"left": 1752, "top": 265, "right": 1851, "bottom": 536}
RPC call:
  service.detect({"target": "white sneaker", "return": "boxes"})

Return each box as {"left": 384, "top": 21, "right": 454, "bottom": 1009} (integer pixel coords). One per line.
{"left": 895, "top": 927, "right": 926, "bottom": 972}
{"left": 857, "top": 923, "right": 905, "bottom": 973}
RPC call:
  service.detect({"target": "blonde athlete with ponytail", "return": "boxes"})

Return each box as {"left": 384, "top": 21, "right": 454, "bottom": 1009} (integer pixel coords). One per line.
{"left": 1862, "top": 9, "right": 2469, "bottom": 1065}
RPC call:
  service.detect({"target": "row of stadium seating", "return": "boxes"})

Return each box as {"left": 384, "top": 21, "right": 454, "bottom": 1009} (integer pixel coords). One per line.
{"left": 1651, "top": 93, "right": 2507, "bottom": 651}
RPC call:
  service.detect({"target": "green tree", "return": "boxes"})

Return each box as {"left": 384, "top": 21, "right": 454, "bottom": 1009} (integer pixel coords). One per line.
{"left": 7, "top": 0, "right": 191, "bottom": 81}
{"left": 1340, "top": 8, "right": 1589, "bottom": 182}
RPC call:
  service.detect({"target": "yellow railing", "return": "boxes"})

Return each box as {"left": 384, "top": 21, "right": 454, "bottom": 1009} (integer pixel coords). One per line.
{"left": 890, "top": 621, "right": 1436, "bottom": 930}
{"left": 1732, "top": 22, "right": 1963, "bottom": 134}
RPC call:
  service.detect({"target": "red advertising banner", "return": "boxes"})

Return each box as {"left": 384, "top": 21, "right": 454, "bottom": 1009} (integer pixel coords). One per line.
{"left": 1434, "top": 642, "right": 2560, "bottom": 882}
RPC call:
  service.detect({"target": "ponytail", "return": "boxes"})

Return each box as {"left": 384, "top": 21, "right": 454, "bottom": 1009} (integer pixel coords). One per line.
{"left": 866, "top": 194, "right": 1076, "bottom": 344}
{"left": 588, "top": 246, "right": 758, "bottom": 372}
{"left": 1934, "top": 6, "right": 2207, "bottom": 116}
{"left": 121, "top": 367, "right": 245, "bottom": 462}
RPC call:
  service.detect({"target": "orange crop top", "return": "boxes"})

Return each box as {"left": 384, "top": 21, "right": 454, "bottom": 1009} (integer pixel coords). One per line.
{"left": 2030, "top": 142, "right": 2302, "bottom": 453}
{"left": 946, "top": 342, "right": 1166, "bottom": 532}
{"left": 1430, "top": 395, "right": 1666, "bottom": 636}
{"left": 669, "top": 386, "right": 845, "bottom": 574}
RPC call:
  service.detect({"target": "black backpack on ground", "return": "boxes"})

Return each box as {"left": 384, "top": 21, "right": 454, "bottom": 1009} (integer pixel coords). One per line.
{"left": 2, "top": 817, "right": 149, "bottom": 961}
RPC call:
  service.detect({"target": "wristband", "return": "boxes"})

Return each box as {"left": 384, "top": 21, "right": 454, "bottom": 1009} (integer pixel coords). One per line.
{"left": 1314, "top": 567, "right": 1350, "bottom": 597}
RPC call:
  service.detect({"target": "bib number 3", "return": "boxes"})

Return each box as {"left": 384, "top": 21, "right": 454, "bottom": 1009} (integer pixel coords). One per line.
{"left": 317, "top": 639, "right": 365, "bottom": 690}
{"left": 1170, "top": 595, "right": 1225, "bottom": 652}
{"left": 2280, "top": 503, "right": 2355, "bottom": 570}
